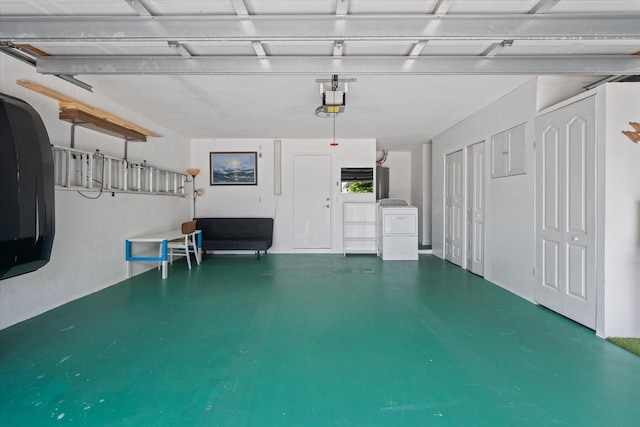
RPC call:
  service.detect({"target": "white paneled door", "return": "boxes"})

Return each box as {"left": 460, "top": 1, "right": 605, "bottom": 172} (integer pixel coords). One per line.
{"left": 445, "top": 150, "right": 463, "bottom": 266}
{"left": 467, "top": 142, "right": 485, "bottom": 276}
{"left": 293, "top": 155, "right": 332, "bottom": 249}
{"left": 536, "top": 96, "right": 596, "bottom": 329}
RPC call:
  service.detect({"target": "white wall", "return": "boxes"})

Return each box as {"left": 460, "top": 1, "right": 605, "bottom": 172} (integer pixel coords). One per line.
{"left": 190, "top": 139, "right": 277, "bottom": 219}
{"left": 410, "top": 143, "right": 432, "bottom": 246}
{"left": 0, "top": 57, "right": 190, "bottom": 329}
{"left": 603, "top": 83, "right": 640, "bottom": 337}
{"left": 432, "top": 79, "right": 537, "bottom": 301}
{"left": 536, "top": 76, "right": 602, "bottom": 111}
{"left": 410, "top": 146, "right": 423, "bottom": 242}
{"left": 383, "top": 151, "right": 412, "bottom": 203}
{"left": 190, "top": 138, "right": 376, "bottom": 253}
{"left": 423, "top": 143, "right": 433, "bottom": 245}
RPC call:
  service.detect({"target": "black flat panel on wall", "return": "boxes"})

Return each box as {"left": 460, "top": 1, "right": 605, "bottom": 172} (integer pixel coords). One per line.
{"left": 0, "top": 93, "right": 55, "bottom": 280}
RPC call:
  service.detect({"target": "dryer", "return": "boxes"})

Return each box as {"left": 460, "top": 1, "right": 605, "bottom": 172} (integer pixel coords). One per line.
{"left": 378, "top": 199, "right": 418, "bottom": 260}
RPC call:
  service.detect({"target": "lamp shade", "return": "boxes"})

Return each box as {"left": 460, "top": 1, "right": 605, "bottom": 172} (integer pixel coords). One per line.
{"left": 187, "top": 168, "right": 200, "bottom": 177}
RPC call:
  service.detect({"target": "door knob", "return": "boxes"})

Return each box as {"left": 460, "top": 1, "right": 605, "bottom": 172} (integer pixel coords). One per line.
{"left": 324, "top": 204, "right": 330, "bottom": 208}
{"left": 572, "top": 236, "right": 579, "bottom": 241}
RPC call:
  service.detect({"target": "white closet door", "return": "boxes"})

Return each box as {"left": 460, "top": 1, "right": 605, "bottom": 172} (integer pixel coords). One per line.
{"left": 467, "top": 142, "right": 485, "bottom": 276}
{"left": 536, "top": 96, "right": 596, "bottom": 329}
{"left": 293, "top": 155, "right": 332, "bottom": 249}
{"left": 445, "top": 150, "right": 463, "bottom": 266}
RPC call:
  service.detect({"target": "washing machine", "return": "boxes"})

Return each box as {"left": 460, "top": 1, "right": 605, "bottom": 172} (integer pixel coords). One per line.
{"left": 378, "top": 199, "right": 418, "bottom": 260}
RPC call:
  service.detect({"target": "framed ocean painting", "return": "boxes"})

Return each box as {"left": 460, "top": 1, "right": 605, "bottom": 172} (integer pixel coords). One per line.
{"left": 210, "top": 152, "right": 257, "bottom": 185}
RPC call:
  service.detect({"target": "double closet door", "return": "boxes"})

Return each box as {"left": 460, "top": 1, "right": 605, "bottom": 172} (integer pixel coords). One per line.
{"left": 535, "top": 96, "right": 596, "bottom": 329}
{"left": 445, "top": 150, "right": 463, "bottom": 266}
{"left": 445, "top": 144, "right": 485, "bottom": 276}
{"left": 466, "top": 142, "right": 485, "bottom": 276}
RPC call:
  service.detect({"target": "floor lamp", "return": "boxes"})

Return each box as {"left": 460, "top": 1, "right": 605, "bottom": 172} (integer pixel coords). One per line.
{"left": 187, "top": 168, "right": 200, "bottom": 219}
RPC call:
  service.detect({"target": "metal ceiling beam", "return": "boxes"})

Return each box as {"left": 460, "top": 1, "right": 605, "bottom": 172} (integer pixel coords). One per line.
{"left": 0, "top": 43, "right": 36, "bottom": 66}
{"left": 124, "top": 0, "right": 152, "bottom": 16}
{"left": 0, "top": 43, "right": 93, "bottom": 91}
{"left": 481, "top": 40, "right": 514, "bottom": 57}
{"left": 251, "top": 41, "right": 267, "bottom": 57}
{"left": 408, "top": 41, "right": 428, "bottom": 57}
{"left": 431, "top": 0, "right": 455, "bottom": 15}
{"left": 231, "top": 0, "right": 249, "bottom": 16}
{"left": 528, "top": 0, "right": 560, "bottom": 14}
{"left": 333, "top": 41, "right": 344, "bottom": 56}
{"left": 35, "top": 55, "right": 640, "bottom": 75}
{"left": 335, "top": 0, "right": 349, "bottom": 16}
{"left": 167, "top": 40, "right": 192, "bottom": 58}
{"left": 2, "top": 14, "right": 639, "bottom": 42}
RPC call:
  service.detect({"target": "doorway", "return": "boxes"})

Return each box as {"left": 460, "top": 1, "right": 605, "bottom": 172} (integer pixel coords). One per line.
{"left": 293, "top": 155, "right": 332, "bottom": 249}
{"left": 445, "top": 150, "right": 463, "bottom": 266}
{"left": 535, "top": 96, "right": 596, "bottom": 329}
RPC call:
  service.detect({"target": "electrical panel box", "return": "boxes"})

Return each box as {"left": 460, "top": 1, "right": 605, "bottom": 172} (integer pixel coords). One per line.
{"left": 491, "top": 122, "right": 527, "bottom": 178}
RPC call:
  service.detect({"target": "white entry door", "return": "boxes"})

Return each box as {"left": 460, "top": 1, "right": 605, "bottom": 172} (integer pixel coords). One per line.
{"left": 535, "top": 96, "right": 596, "bottom": 329}
{"left": 293, "top": 155, "right": 332, "bottom": 249}
{"left": 466, "top": 142, "right": 485, "bottom": 276}
{"left": 445, "top": 150, "right": 463, "bottom": 266}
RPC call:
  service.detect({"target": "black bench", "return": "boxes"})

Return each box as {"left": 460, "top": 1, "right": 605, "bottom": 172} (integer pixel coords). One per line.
{"left": 195, "top": 217, "right": 274, "bottom": 259}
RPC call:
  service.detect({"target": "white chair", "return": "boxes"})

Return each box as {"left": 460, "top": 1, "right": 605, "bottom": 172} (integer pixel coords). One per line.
{"left": 165, "top": 220, "right": 200, "bottom": 269}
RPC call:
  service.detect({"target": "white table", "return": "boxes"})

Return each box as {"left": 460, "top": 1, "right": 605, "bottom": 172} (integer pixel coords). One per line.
{"left": 125, "top": 229, "right": 202, "bottom": 279}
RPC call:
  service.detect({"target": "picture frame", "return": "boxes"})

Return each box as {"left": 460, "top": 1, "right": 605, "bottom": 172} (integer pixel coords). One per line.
{"left": 210, "top": 152, "right": 258, "bottom": 185}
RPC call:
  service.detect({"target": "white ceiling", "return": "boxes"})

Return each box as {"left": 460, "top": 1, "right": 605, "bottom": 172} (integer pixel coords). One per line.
{"left": 1, "top": 0, "right": 639, "bottom": 150}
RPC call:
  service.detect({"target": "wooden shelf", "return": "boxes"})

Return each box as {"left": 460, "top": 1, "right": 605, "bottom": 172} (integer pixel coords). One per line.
{"left": 17, "top": 79, "right": 160, "bottom": 142}
{"left": 59, "top": 106, "right": 148, "bottom": 141}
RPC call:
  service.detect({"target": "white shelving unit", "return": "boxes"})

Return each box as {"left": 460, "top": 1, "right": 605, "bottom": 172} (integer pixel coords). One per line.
{"left": 343, "top": 202, "right": 377, "bottom": 255}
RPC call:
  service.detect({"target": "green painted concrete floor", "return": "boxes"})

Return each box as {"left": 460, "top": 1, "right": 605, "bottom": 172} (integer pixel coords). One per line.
{"left": 1, "top": 255, "right": 639, "bottom": 426}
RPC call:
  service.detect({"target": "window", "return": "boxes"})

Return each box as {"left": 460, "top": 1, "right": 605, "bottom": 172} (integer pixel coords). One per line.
{"left": 340, "top": 167, "right": 374, "bottom": 193}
